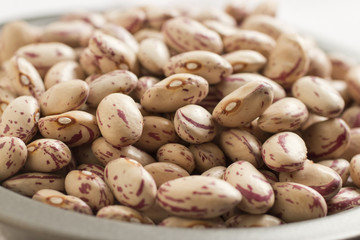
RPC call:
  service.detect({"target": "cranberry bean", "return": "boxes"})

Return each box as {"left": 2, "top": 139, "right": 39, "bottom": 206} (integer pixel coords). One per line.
{"left": 329, "top": 52, "right": 356, "bottom": 80}
{"left": 340, "top": 128, "right": 360, "bottom": 161}
{"left": 132, "top": 76, "right": 160, "bottom": 101}
{"left": 307, "top": 46, "right": 332, "bottom": 79}
{"left": 201, "top": 166, "right": 226, "bottom": 179}
{"left": 327, "top": 187, "right": 360, "bottom": 215}
{"left": 105, "top": 8, "right": 146, "bottom": 34}
{"left": 144, "top": 162, "right": 189, "bottom": 188}
{"left": 188, "top": 143, "right": 226, "bottom": 173}
{"left": 0, "top": 88, "right": 15, "bottom": 117}
{"left": 225, "top": 214, "right": 283, "bottom": 228}
{"left": 223, "top": 50, "right": 266, "bottom": 73}
{"left": 318, "top": 159, "right": 350, "bottom": 185}
{"left": 138, "top": 38, "right": 170, "bottom": 75}
{"left": 96, "top": 205, "right": 154, "bottom": 224}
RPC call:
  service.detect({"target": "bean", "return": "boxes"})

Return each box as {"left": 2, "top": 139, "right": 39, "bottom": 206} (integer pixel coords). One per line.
{"left": 259, "top": 170, "right": 278, "bottom": 185}
{"left": 141, "top": 199, "right": 172, "bottom": 224}
{"left": 329, "top": 52, "right": 356, "bottom": 80}
{"left": 138, "top": 38, "right": 170, "bottom": 75}
{"left": 340, "top": 128, "right": 360, "bottom": 161}
{"left": 0, "top": 88, "right": 15, "bottom": 117}
{"left": 318, "top": 159, "right": 350, "bottom": 186}
{"left": 96, "top": 205, "right": 154, "bottom": 224}
{"left": 251, "top": 0, "right": 278, "bottom": 16}
{"left": 194, "top": 8, "right": 236, "bottom": 26}
{"left": 307, "top": 46, "right": 332, "bottom": 79}
{"left": 202, "top": 20, "right": 238, "bottom": 37}
{"left": 342, "top": 105, "right": 360, "bottom": 128}
{"left": 72, "top": 144, "right": 103, "bottom": 166}
{"left": 159, "top": 216, "right": 224, "bottom": 228}
{"left": 201, "top": 166, "right": 226, "bottom": 180}
{"left": 105, "top": 8, "right": 146, "bottom": 34}
{"left": 225, "top": 214, "right": 283, "bottom": 228}
{"left": 225, "top": 1, "right": 249, "bottom": 24}
{"left": 189, "top": 143, "right": 226, "bottom": 173}
{"left": 77, "top": 163, "right": 105, "bottom": 180}
{"left": 132, "top": 76, "right": 160, "bottom": 101}
{"left": 327, "top": 187, "right": 360, "bottom": 215}
{"left": 143, "top": 6, "right": 179, "bottom": 30}
{"left": 133, "top": 29, "right": 164, "bottom": 43}
{"left": 61, "top": 11, "right": 106, "bottom": 28}
{"left": 223, "top": 50, "right": 266, "bottom": 73}
{"left": 144, "top": 162, "right": 189, "bottom": 188}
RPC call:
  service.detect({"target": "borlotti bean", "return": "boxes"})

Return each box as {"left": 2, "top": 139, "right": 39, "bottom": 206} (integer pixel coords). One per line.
{"left": 224, "top": 161, "right": 275, "bottom": 214}
{"left": 156, "top": 143, "right": 195, "bottom": 173}
{"left": 201, "top": 166, "right": 226, "bottom": 180}
{"left": 140, "top": 73, "right": 209, "bottom": 113}
{"left": 189, "top": 143, "right": 226, "bottom": 173}
{"left": 133, "top": 29, "right": 164, "bottom": 43}
{"left": 61, "top": 11, "right": 106, "bottom": 28}
{"left": 327, "top": 187, "right": 360, "bottom": 215}
{"left": 222, "top": 50, "right": 267, "bottom": 73}
{"left": 163, "top": 50, "right": 233, "bottom": 85}
{"left": 105, "top": 8, "right": 146, "bottom": 34}
{"left": 0, "top": 136, "right": 27, "bottom": 181}
{"left": 202, "top": 20, "right": 238, "bottom": 37}
{"left": 77, "top": 164, "right": 105, "bottom": 180}
{"left": 0, "top": 96, "right": 39, "bottom": 143}
{"left": 329, "top": 52, "right": 356, "bottom": 80}
{"left": 259, "top": 170, "right": 279, "bottom": 185}
{"left": 262, "top": 132, "right": 307, "bottom": 172}
{"left": 212, "top": 81, "right": 274, "bottom": 127}
{"left": 144, "top": 162, "right": 189, "bottom": 188}
{"left": 225, "top": 214, "right": 283, "bottom": 228}
{"left": 0, "top": 88, "right": 15, "bottom": 117}
{"left": 32, "top": 189, "right": 93, "bottom": 215}
{"left": 132, "top": 76, "right": 160, "bottom": 101}
{"left": 342, "top": 105, "right": 360, "bottom": 129}
{"left": 270, "top": 182, "right": 327, "bottom": 223}
{"left": 96, "top": 205, "right": 154, "bottom": 224}
{"left": 318, "top": 159, "right": 350, "bottom": 185}
{"left": 307, "top": 46, "right": 332, "bottom": 79}
{"left": 157, "top": 176, "right": 242, "bottom": 219}
{"left": 44, "top": 60, "right": 85, "bottom": 89}
{"left": 350, "top": 154, "right": 360, "bottom": 188}
{"left": 2, "top": 172, "right": 65, "bottom": 197}
{"left": 38, "top": 110, "right": 100, "bottom": 147}
{"left": 194, "top": 8, "right": 236, "bottom": 26}
{"left": 105, "top": 158, "right": 157, "bottom": 211}
{"left": 341, "top": 128, "right": 360, "bottom": 161}
{"left": 159, "top": 216, "right": 224, "bottom": 228}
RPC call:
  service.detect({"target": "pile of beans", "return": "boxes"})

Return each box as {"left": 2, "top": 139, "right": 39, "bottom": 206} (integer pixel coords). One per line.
{"left": 1, "top": 0, "right": 360, "bottom": 229}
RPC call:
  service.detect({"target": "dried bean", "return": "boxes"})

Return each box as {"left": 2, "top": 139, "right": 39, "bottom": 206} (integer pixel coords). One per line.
{"left": 225, "top": 214, "right": 282, "bottom": 228}
{"left": 96, "top": 205, "right": 154, "bottom": 224}
{"left": 144, "top": 162, "right": 189, "bottom": 188}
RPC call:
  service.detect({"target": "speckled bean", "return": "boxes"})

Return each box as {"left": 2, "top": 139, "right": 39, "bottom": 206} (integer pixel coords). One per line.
{"left": 96, "top": 93, "right": 143, "bottom": 147}
{"left": 0, "top": 96, "right": 39, "bottom": 143}
{"left": 223, "top": 50, "right": 266, "bottom": 73}
{"left": 159, "top": 216, "right": 224, "bottom": 228}
{"left": 201, "top": 166, "right": 226, "bottom": 179}
{"left": 156, "top": 143, "right": 195, "bottom": 174}
{"left": 318, "top": 159, "right": 350, "bottom": 185}
{"left": 77, "top": 163, "right": 105, "bottom": 180}
{"left": 307, "top": 46, "right": 332, "bottom": 79}
{"left": 212, "top": 81, "right": 274, "bottom": 127}
{"left": 329, "top": 52, "right": 356, "bottom": 80}
{"left": 349, "top": 154, "right": 360, "bottom": 188}
{"left": 342, "top": 105, "right": 360, "bottom": 128}
{"left": 202, "top": 20, "right": 238, "bottom": 37}
{"left": 194, "top": 8, "right": 236, "bottom": 26}
{"left": 132, "top": 76, "right": 160, "bottom": 101}
{"left": 0, "top": 88, "right": 15, "bottom": 117}
{"left": 224, "top": 161, "right": 274, "bottom": 214}
{"left": 346, "top": 66, "right": 360, "bottom": 104}
{"left": 144, "top": 6, "right": 179, "bottom": 30}
{"left": 262, "top": 132, "right": 307, "bottom": 172}
{"left": 105, "top": 8, "right": 146, "bottom": 34}
{"left": 327, "top": 187, "right": 360, "bottom": 215}
{"left": 259, "top": 170, "right": 278, "bottom": 185}
{"left": 79, "top": 48, "right": 101, "bottom": 75}
{"left": 96, "top": 205, "right": 154, "bottom": 224}
{"left": 87, "top": 70, "right": 138, "bottom": 107}
{"left": 61, "top": 11, "right": 106, "bottom": 28}
{"left": 32, "top": 189, "right": 92, "bottom": 215}
{"left": 225, "top": 214, "right": 283, "bottom": 228}
{"left": 302, "top": 118, "right": 350, "bottom": 161}
{"left": 144, "top": 162, "right": 189, "bottom": 188}
{"left": 257, "top": 97, "right": 309, "bottom": 133}
{"left": 140, "top": 73, "right": 209, "bottom": 113}
{"left": 270, "top": 182, "right": 327, "bottom": 223}
{"left": 188, "top": 143, "right": 226, "bottom": 173}
{"left": 0, "top": 136, "right": 27, "bottom": 181}
{"left": 38, "top": 110, "right": 100, "bottom": 147}
{"left": 1, "top": 172, "right": 65, "bottom": 197}
{"left": 340, "top": 128, "right": 360, "bottom": 161}
{"left": 219, "top": 129, "right": 263, "bottom": 168}
{"left": 105, "top": 158, "right": 157, "bottom": 211}
{"left": 138, "top": 38, "right": 170, "bottom": 75}
{"left": 141, "top": 199, "right": 172, "bottom": 224}
{"left": 163, "top": 50, "right": 232, "bottom": 85}
{"left": 133, "top": 29, "right": 164, "bottom": 43}
{"left": 157, "top": 175, "right": 242, "bottom": 219}
{"left": 162, "top": 17, "right": 223, "bottom": 54}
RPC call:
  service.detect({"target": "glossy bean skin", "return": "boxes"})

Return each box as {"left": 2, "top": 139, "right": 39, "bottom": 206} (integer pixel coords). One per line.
{"left": 144, "top": 162, "right": 189, "bottom": 188}
{"left": 163, "top": 50, "right": 232, "bottom": 85}
{"left": 219, "top": 129, "right": 263, "bottom": 168}
{"left": 212, "top": 81, "right": 274, "bottom": 127}
{"left": 302, "top": 118, "right": 350, "bottom": 161}
{"left": 38, "top": 110, "right": 100, "bottom": 147}
{"left": 157, "top": 175, "right": 242, "bottom": 219}
{"left": 96, "top": 205, "right": 154, "bottom": 224}
{"left": 224, "top": 161, "right": 275, "bottom": 214}
{"left": 201, "top": 166, "right": 226, "bottom": 180}
{"left": 292, "top": 76, "right": 344, "bottom": 118}
{"left": 1, "top": 172, "right": 65, "bottom": 197}
{"left": 159, "top": 216, "right": 224, "bottom": 228}
{"left": 318, "top": 159, "right": 350, "bottom": 185}
{"left": 270, "top": 182, "right": 327, "bottom": 223}
{"left": 327, "top": 187, "right": 360, "bottom": 215}
{"left": 65, "top": 170, "right": 114, "bottom": 211}
{"left": 87, "top": 70, "right": 138, "bottom": 107}
{"left": 279, "top": 160, "right": 342, "bottom": 200}
{"left": 0, "top": 136, "right": 27, "bottom": 181}
{"left": 96, "top": 93, "right": 143, "bottom": 147}
{"left": 91, "top": 137, "right": 155, "bottom": 166}
{"left": 156, "top": 143, "right": 195, "bottom": 174}
{"left": 141, "top": 73, "right": 209, "bottom": 113}
{"left": 24, "top": 139, "right": 72, "bottom": 173}
{"left": 162, "top": 17, "right": 223, "bottom": 54}
{"left": 40, "top": 80, "right": 89, "bottom": 116}
{"left": 262, "top": 132, "right": 307, "bottom": 172}
{"left": 77, "top": 163, "right": 105, "bottom": 180}
{"left": 138, "top": 38, "right": 170, "bottom": 75}
{"left": 0, "top": 96, "right": 39, "bottom": 143}
{"left": 225, "top": 214, "right": 283, "bottom": 228}
{"left": 223, "top": 50, "right": 266, "bottom": 73}
{"left": 189, "top": 143, "right": 226, "bottom": 173}
{"left": 105, "top": 158, "right": 157, "bottom": 211}
{"left": 32, "top": 189, "right": 93, "bottom": 215}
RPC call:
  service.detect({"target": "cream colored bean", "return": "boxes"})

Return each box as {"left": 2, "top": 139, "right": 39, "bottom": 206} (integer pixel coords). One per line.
{"left": 224, "top": 161, "right": 274, "bottom": 214}
{"left": 329, "top": 52, "right": 356, "bottom": 80}
{"left": 262, "top": 132, "right": 307, "bottom": 172}
{"left": 201, "top": 166, "right": 226, "bottom": 179}
{"left": 189, "top": 143, "right": 226, "bottom": 173}
{"left": 87, "top": 70, "right": 138, "bottom": 107}
{"left": 105, "top": 8, "right": 146, "bottom": 34}
{"left": 225, "top": 1, "right": 249, "bottom": 24}
{"left": 132, "top": 76, "right": 160, "bottom": 101}
{"left": 346, "top": 66, "right": 360, "bottom": 104}
{"left": 174, "top": 105, "right": 216, "bottom": 144}
{"left": 91, "top": 137, "right": 155, "bottom": 166}
{"left": 257, "top": 97, "right": 309, "bottom": 133}
{"left": 159, "top": 216, "right": 224, "bottom": 228}
{"left": 24, "top": 139, "right": 72, "bottom": 173}
{"left": 141, "top": 73, "right": 209, "bottom": 113}
{"left": 134, "top": 116, "right": 179, "bottom": 153}
{"left": 105, "top": 158, "right": 157, "bottom": 211}
{"left": 223, "top": 30, "right": 276, "bottom": 58}
{"left": 163, "top": 50, "right": 232, "bottom": 85}
{"left": 292, "top": 76, "right": 344, "bottom": 118}
{"left": 77, "top": 163, "right": 105, "bottom": 180}
{"left": 156, "top": 143, "right": 195, "bottom": 174}
{"left": 350, "top": 154, "right": 360, "bottom": 188}
{"left": 212, "top": 81, "right": 274, "bottom": 127}
{"left": 263, "top": 33, "right": 310, "bottom": 88}
{"left": 38, "top": 110, "right": 100, "bottom": 147}
{"left": 223, "top": 50, "right": 266, "bottom": 73}
{"left": 65, "top": 170, "right": 114, "bottom": 211}
{"left": 303, "top": 118, "right": 350, "bottom": 161}
{"left": 259, "top": 170, "right": 278, "bottom": 185}
{"left": 197, "top": 86, "right": 220, "bottom": 113}
{"left": 79, "top": 48, "right": 101, "bottom": 75}
{"left": 32, "top": 189, "right": 92, "bottom": 215}
{"left": 241, "top": 119, "right": 272, "bottom": 143}
{"left": 44, "top": 60, "right": 85, "bottom": 90}
{"left": 279, "top": 160, "right": 342, "bottom": 200}
{"left": 144, "top": 162, "right": 189, "bottom": 188}
{"left": 40, "top": 80, "right": 89, "bottom": 116}
{"left": 1, "top": 172, "right": 65, "bottom": 197}
{"left": 270, "top": 182, "right": 327, "bottom": 223}
{"left": 0, "top": 96, "right": 39, "bottom": 143}
{"left": 72, "top": 144, "right": 103, "bottom": 166}
{"left": 225, "top": 214, "right": 282, "bottom": 228}
{"left": 0, "top": 137, "right": 27, "bottom": 181}
{"left": 138, "top": 38, "right": 170, "bottom": 75}
{"left": 307, "top": 46, "right": 332, "bottom": 79}
{"left": 202, "top": 20, "right": 238, "bottom": 37}
{"left": 162, "top": 17, "right": 223, "bottom": 54}
{"left": 340, "top": 128, "right": 360, "bottom": 160}
{"left": 318, "top": 159, "right": 350, "bottom": 185}
{"left": 327, "top": 187, "right": 360, "bottom": 215}
{"left": 0, "top": 88, "right": 15, "bottom": 117}
{"left": 97, "top": 205, "right": 154, "bottom": 224}
{"left": 194, "top": 8, "right": 236, "bottom": 26}
{"left": 143, "top": 6, "right": 179, "bottom": 30}
{"left": 15, "top": 42, "right": 76, "bottom": 77}
{"left": 219, "top": 129, "right": 263, "bottom": 168}
{"left": 61, "top": 11, "right": 106, "bottom": 28}
{"left": 300, "top": 112, "right": 328, "bottom": 131}
{"left": 342, "top": 105, "right": 360, "bottom": 128}
{"left": 96, "top": 93, "right": 143, "bottom": 147}
{"left": 157, "top": 175, "right": 242, "bottom": 219}
{"left": 133, "top": 29, "right": 164, "bottom": 43}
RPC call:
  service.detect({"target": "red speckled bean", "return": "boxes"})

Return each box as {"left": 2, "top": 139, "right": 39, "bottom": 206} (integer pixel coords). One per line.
{"left": 144, "top": 162, "right": 189, "bottom": 188}
{"left": 340, "top": 128, "right": 360, "bottom": 161}
{"left": 223, "top": 50, "right": 266, "bottom": 73}
{"left": 96, "top": 205, "right": 154, "bottom": 224}
{"left": 346, "top": 66, "right": 360, "bottom": 104}
{"left": 342, "top": 105, "right": 360, "bottom": 128}
{"left": 105, "top": 8, "right": 146, "bottom": 34}
{"left": 201, "top": 166, "right": 226, "bottom": 180}
{"left": 189, "top": 143, "right": 226, "bottom": 173}
{"left": 132, "top": 76, "right": 160, "bottom": 101}
{"left": 349, "top": 154, "right": 360, "bottom": 188}
{"left": 329, "top": 52, "right": 356, "bottom": 80}
{"left": 77, "top": 163, "right": 105, "bottom": 180}
{"left": 138, "top": 38, "right": 170, "bottom": 75}
{"left": 327, "top": 187, "right": 360, "bottom": 215}
{"left": 318, "top": 159, "right": 350, "bottom": 185}
{"left": 307, "top": 46, "right": 332, "bottom": 79}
